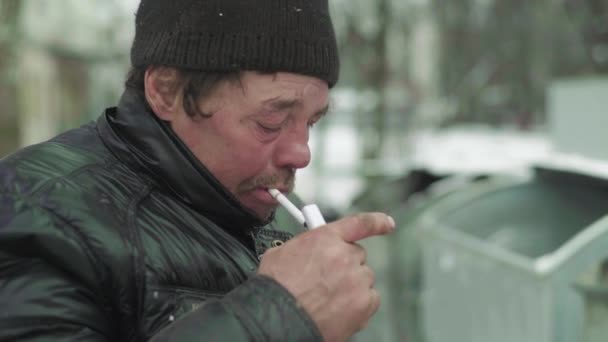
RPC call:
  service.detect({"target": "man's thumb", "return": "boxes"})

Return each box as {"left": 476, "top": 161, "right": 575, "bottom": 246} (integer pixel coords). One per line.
{"left": 330, "top": 213, "right": 395, "bottom": 243}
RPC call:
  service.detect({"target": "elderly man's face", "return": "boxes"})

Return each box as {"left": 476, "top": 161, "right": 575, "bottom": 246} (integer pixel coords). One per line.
{"left": 170, "top": 72, "right": 329, "bottom": 220}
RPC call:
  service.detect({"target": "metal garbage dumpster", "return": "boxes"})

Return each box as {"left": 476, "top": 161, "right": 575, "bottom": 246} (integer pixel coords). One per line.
{"left": 575, "top": 277, "right": 608, "bottom": 342}
{"left": 352, "top": 172, "right": 493, "bottom": 342}
{"left": 418, "top": 167, "right": 608, "bottom": 342}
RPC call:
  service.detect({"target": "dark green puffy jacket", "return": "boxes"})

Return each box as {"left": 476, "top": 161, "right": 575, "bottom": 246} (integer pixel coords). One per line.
{"left": 0, "top": 90, "right": 322, "bottom": 341}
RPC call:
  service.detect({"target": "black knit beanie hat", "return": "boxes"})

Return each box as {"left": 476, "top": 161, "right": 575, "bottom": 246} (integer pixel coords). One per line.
{"left": 131, "top": 0, "right": 340, "bottom": 87}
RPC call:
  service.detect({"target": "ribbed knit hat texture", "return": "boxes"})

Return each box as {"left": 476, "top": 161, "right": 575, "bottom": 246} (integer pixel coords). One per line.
{"left": 131, "top": 0, "right": 340, "bottom": 87}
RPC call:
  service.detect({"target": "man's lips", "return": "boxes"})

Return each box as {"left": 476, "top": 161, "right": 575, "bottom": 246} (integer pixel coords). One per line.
{"left": 249, "top": 187, "right": 281, "bottom": 205}
{"left": 264, "top": 186, "right": 291, "bottom": 194}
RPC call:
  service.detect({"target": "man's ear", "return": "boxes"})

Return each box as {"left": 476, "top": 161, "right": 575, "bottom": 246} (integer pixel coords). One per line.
{"left": 144, "top": 66, "right": 183, "bottom": 121}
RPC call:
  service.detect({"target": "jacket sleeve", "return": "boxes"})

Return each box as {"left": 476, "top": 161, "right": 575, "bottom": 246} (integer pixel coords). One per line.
{"left": 1, "top": 196, "right": 323, "bottom": 342}
{"left": 150, "top": 275, "right": 324, "bottom": 342}
{"left": 0, "top": 200, "right": 115, "bottom": 341}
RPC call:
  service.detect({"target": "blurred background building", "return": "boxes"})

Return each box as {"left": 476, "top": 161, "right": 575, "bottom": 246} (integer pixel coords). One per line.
{"left": 1, "top": 1, "right": 608, "bottom": 341}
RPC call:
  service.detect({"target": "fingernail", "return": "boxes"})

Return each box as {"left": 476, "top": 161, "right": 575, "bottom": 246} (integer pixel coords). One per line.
{"left": 388, "top": 215, "right": 396, "bottom": 231}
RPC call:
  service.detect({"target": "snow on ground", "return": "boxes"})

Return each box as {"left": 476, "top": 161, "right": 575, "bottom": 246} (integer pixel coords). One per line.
{"left": 296, "top": 123, "right": 608, "bottom": 212}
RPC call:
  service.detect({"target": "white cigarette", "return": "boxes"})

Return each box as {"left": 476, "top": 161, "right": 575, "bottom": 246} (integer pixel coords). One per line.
{"left": 268, "top": 188, "right": 306, "bottom": 226}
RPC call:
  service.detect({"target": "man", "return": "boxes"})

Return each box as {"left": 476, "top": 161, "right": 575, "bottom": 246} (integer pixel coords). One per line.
{"left": 0, "top": 1, "right": 395, "bottom": 341}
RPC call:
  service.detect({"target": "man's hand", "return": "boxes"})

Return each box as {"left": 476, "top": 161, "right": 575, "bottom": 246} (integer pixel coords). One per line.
{"left": 257, "top": 212, "right": 396, "bottom": 342}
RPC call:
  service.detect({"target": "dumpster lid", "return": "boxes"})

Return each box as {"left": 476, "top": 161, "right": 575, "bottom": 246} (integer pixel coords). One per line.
{"left": 536, "top": 152, "right": 608, "bottom": 182}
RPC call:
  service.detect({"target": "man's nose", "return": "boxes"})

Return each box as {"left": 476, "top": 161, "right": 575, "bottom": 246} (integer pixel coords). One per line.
{"left": 273, "top": 129, "right": 311, "bottom": 170}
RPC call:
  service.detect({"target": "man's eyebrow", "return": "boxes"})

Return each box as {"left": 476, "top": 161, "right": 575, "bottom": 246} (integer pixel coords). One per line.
{"left": 316, "top": 104, "right": 330, "bottom": 117}
{"left": 263, "top": 97, "right": 300, "bottom": 111}
{"left": 263, "top": 97, "right": 330, "bottom": 117}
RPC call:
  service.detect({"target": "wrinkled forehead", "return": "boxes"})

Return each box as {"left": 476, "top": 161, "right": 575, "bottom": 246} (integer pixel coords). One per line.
{"left": 237, "top": 72, "right": 330, "bottom": 109}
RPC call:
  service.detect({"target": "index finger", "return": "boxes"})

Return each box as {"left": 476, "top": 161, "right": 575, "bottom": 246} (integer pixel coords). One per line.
{"left": 327, "top": 213, "right": 395, "bottom": 243}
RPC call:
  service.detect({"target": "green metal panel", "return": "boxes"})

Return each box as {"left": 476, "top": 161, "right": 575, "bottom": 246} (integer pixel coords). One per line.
{"left": 418, "top": 168, "right": 608, "bottom": 342}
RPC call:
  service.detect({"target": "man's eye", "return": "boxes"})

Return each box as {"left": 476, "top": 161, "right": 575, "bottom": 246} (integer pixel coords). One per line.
{"left": 257, "top": 123, "right": 281, "bottom": 134}
{"left": 308, "top": 117, "right": 321, "bottom": 128}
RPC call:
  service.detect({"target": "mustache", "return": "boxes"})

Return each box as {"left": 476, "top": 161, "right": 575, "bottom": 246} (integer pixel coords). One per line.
{"left": 237, "top": 170, "right": 295, "bottom": 193}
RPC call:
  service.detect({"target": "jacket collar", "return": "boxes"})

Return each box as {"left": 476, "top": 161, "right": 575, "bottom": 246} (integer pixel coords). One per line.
{"left": 97, "top": 89, "right": 265, "bottom": 237}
